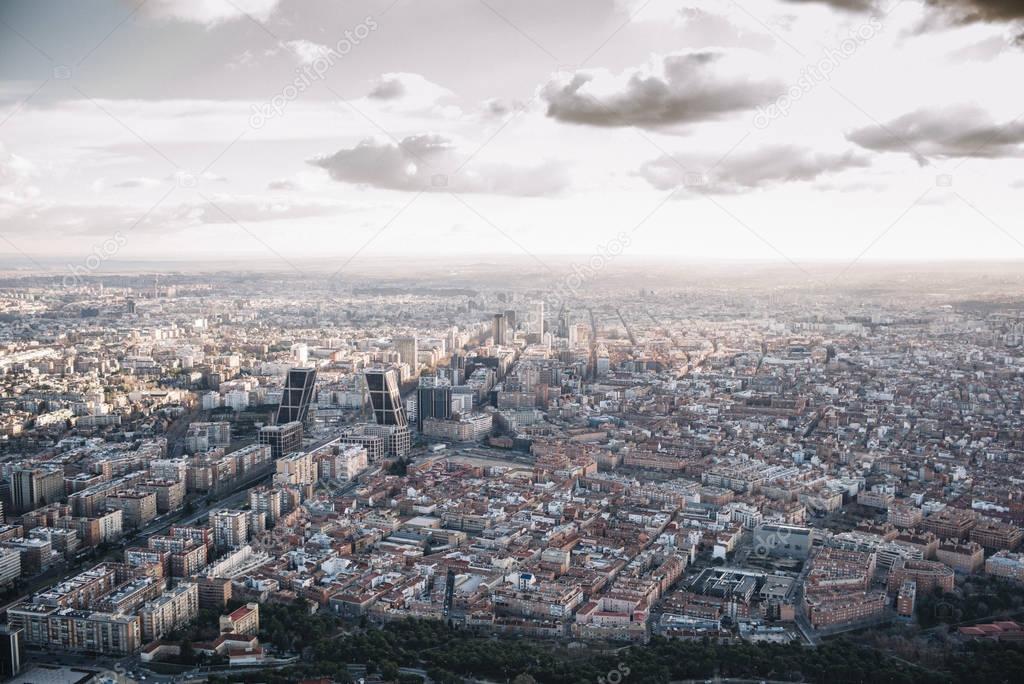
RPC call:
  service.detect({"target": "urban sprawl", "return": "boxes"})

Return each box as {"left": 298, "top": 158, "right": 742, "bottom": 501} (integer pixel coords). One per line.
{"left": 0, "top": 268, "right": 1023, "bottom": 680}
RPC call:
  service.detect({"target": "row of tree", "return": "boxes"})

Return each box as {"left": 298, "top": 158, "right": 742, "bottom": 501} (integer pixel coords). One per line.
{"left": 202, "top": 603, "right": 1024, "bottom": 683}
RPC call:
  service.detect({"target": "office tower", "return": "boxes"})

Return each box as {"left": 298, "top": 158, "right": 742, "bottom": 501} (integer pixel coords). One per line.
{"left": 416, "top": 375, "right": 453, "bottom": 431}
{"left": 258, "top": 421, "right": 304, "bottom": 459}
{"left": 492, "top": 313, "right": 508, "bottom": 345}
{"left": 0, "top": 625, "right": 22, "bottom": 679}
{"left": 504, "top": 309, "right": 517, "bottom": 330}
{"left": 533, "top": 301, "right": 544, "bottom": 335}
{"left": 12, "top": 467, "right": 64, "bottom": 514}
{"left": 365, "top": 367, "right": 408, "bottom": 428}
{"left": 450, "top": 352, "right": 467, "bottom": 385}
{"left": 394, "top": 336, "right": 419, "bottom": 374}
{"left": 558, "top": 308, "right": 573, "bottom": 339}
{"left": 276, "top": 367, "right": 317, "bottom": 425}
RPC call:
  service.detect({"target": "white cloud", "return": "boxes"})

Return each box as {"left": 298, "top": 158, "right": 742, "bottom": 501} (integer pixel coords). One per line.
{"left": 114, "top": 177, "right": 163, "bottom": 189}
{"left": 309, "top": 134, "right": 570, "bottom": 196}
{"left": 281, "top": 40, "right": 333, "bottom": 66}
{"left": 0, "top": 143, "right": 40, "bottom": 213}
{"left": 362, "top": 73, "right": 462, "bottom": 119}
{"left": 146, "top": 0, "right": 281, "bottom": 26}
{"left": 267, "top": 178, "right": 298, "bottom": 191}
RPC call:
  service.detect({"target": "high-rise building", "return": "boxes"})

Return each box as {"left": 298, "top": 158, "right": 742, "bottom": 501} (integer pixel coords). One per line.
{"left": 896, "top": 580, "right": 917, "bottom": 618}
{"left": 449, "top": 352, "right": 467, "bottom": 385}
{"left": 212, "top": 510, "right": 249, "bottom": 551}
{"left": 258, "top": 421, "right": 303, "bottom": 459}
{"left": 492, "top": 313, "right": 508, "bottom": 345}
{"left": 0, "top": 548, "right": 20, "bottom": 588}
{"left": 0, "top": 625, "right": 22, "bottom": 679}
{"left": 394, "top": 336, "right": 419, "bottom": 375}
{"left": 558, "top": 308, "right": 573, "bottom": 339}
{"left": 12, "top": 467, "right": 64, "bottom": 514}
{"left": 249, "top": 487, "right": 283, "bottom": 524}
{"left": 504, "top": 309, "right": 517, "bottom": 330}
{"left": 416, "top": 375, "right": 453, "bottom": 431}
{"left": 365, "top": 367, "right": 408, "bottom": 428}
{"left": 532, "top": 301, "right": 544, "bottom": 335}
{"left": 276, "top": 367, "right": 317, "bottom": 425}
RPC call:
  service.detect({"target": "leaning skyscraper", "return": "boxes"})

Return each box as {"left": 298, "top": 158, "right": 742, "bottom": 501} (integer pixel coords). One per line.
{"left": 364, "top": 366, "right": 408, "bottom": 428}
{"left": 276, "top": 367, "right": 318, "bottom": 425}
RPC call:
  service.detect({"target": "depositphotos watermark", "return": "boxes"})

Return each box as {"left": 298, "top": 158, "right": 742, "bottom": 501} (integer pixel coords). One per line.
{"left": 523, "top": 231, "right": 632, "bottom": 334}
{"left": 62, "top": 232, "right": 127, "bottom": 289}
{"left": 552, "top": 231, "right": 632, "bottom": 302}
{"left": 750, "top": 523, "right": 794, "bottom": 560}
{"left": 753, "top": 15, "right": 882, "bottom": 129}
{"left": 597, "top": 662, "right": 630, "bottom": 684}
{"left": 249, "top": 16, "right": 379, "bottom": 129}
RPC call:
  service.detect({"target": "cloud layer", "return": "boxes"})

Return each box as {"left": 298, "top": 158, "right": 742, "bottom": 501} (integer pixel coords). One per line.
{"left": 638, "top": 145, "right": 870, "bottom": 193}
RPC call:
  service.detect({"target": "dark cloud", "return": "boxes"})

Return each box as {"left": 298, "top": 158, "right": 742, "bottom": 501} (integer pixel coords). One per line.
{"left": 638, "top": 145, "right": 870, "bottom": 193}
{"left": 925, "top": 0, "right": 1024, "bottom": 22}
{"left": 780, "top": 0, "right": 876, "bottom": 12}
{"left": 714, "top": 0, "right": 1024, "bottom": 22}
{"left": 847, "top": 106, "right": 1024, "bottom": 161}
{"left": 541, "top": 51, "right": 781, "bottom": 129}
{"left": 783, "top": 0, "right": 1024, "bottom": 20}
{"left": 308, "top": 134, "right": 569, "bottom": 196}
{"left": 368, "top": 76, "right": 407, "bottom": 100}
{"left": 481, "top": 98, "right": 524, "bottom": 118}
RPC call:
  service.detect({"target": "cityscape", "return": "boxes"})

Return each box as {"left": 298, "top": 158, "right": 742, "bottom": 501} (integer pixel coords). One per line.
{"left": 2, "top": 1, "right": 1024, "bottom": 684}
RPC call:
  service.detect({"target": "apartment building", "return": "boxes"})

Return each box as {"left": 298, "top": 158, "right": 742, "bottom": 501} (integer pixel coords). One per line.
{"left": 138, "top": 582, "right": 199, "bottom": 642}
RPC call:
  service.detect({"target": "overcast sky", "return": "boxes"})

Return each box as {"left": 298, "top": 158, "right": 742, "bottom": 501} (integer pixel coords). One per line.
{"left": 1, "top": 0, "right": 1023, "bottom": 269}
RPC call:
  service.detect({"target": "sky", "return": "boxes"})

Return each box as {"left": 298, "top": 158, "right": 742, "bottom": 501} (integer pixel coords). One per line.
{"left": 0, "top": 0, "right": 1023, "bottom": 272}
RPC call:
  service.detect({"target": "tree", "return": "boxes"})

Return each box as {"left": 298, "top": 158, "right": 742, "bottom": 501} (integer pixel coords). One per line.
{"left": 180, "top": 639, "right": 196, "bottom": 665}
